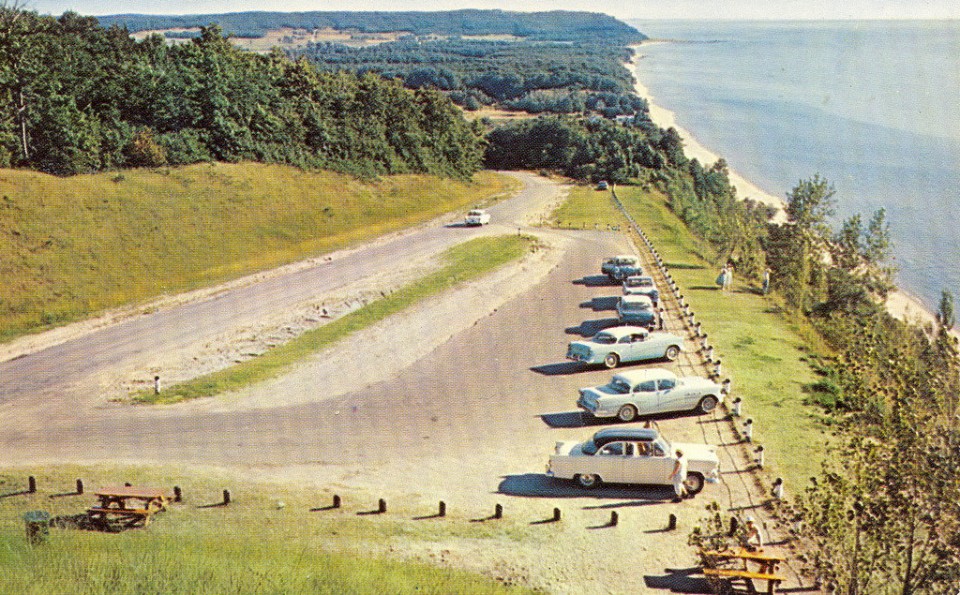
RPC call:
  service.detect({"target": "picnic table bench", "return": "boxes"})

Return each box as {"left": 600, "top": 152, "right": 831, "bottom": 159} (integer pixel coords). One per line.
{"left": 87, "top": 486, "right": 168, "bottom": 528}
{"left": 701, "top": 548, "right": 786, "bottom": 595}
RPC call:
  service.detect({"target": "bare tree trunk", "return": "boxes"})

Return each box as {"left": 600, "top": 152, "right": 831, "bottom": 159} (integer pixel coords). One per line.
{"left": 17, "top": 88, "right": 27, "bottom": 160}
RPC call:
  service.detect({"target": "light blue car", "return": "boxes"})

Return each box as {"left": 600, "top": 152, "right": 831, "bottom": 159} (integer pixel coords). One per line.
{"left": 566, "top": 326, "right": 684, "bottom": 369}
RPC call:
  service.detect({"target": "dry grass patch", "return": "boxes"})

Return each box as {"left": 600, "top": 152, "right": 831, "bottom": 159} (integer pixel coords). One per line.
{"left": 0, "top": 164, "right": 517, "bottom": 342}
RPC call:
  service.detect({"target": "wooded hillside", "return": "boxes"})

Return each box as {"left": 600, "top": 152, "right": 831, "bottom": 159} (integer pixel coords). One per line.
{"left": 0, "top": 10, "right": 484, "bottom": 177}
{"left": 96, "top": 10, "right": 646, "bottom": 43}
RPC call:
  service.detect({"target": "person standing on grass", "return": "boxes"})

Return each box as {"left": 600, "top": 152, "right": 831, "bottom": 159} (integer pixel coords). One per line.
{"left": 723, "top": 263, "right": 734, "bottom": 291}
{"left": 762, "top": 268, "right": 771, "bottom": 295}
{"left": 670, "top": 449, "right": 688, "bottom": 502}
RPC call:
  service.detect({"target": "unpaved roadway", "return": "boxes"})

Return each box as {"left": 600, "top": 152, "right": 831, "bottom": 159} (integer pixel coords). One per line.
{"left": 0, "top": 173, "right": 805, "bottom": 593}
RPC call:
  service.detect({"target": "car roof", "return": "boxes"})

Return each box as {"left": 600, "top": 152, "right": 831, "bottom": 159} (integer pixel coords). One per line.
{"left": 595, "top": 326, "right": 649, "bottom": 338}
{"left": 591, "top": 427, "right": 660, "bottom": 445}
{"left": 620, "top": 294, "right": 653, "bottom": 304}
{"left": 611, "top": 368, "right": 675, "bottom": 383}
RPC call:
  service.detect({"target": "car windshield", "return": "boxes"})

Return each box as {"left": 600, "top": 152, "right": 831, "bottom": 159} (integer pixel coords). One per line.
{"left": 622, "top": 301, "right": 650, "bottom": 311}
{"left": 607, "top": 379, "right": 632, "bottom": 394}
{"left": 468, "top": 210, "right": 483, "bottom": 216}
{"left": 592, "top": 333, "right": 616, "bottom": 344}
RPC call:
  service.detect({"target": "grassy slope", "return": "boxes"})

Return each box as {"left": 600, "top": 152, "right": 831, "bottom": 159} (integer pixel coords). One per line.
{"left": 551, "top": 184, "right": 828, "bottom": 487}
{"left": 0, "top": 467, "right": 535, "bottom": 594}
{"left": 0, "top": 164, "right": 517, "bottom": 342}
{"left": 135, "top": 234, "right": 536, "bottom": 404}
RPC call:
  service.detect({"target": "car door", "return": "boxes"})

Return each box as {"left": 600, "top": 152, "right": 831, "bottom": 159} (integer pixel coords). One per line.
{"left": 624, "top": 440, "right": 673, "bottom": 484}
{"left": 655, "top": 377, "right": 686, "bottom": 412}
{"left": 631, "top": 331, "right": 655, "bottom": 360}
{"left": 594, "top": 441, "right": 631, "bottom": 483}
{"left": 617, "top": 335, "right": 635, "bottom": 362}
{"left": 631, "top": 380, "right": 660, "bottom": 414}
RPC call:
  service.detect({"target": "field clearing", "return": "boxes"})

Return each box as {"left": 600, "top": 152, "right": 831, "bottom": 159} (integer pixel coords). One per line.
{"left": 0, "top": 164, "right": 516, "bottom": 342}
{"left": 0, "top": 466, "right": 533, "bottom": 594}
{"left": 548, "top": 184, "right": 828, "bottom": 488}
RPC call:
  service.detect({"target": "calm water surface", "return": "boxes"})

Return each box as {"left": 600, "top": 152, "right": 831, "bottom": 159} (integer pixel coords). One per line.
{"left": 629, "top": 20, "right": 960, "bottom": 310}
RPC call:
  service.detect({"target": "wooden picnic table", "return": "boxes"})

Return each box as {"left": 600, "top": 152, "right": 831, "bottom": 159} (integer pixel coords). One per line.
{"left": 87, "top": 486, "right": 168, "bottom": 528}
{"left": 701, "top": 548, "right": 787, "bottom": 595}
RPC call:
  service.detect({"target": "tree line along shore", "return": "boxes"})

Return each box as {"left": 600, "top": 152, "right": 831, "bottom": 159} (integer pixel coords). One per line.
{"left": 1, "top": 7, "right": 958, "bottom": 591}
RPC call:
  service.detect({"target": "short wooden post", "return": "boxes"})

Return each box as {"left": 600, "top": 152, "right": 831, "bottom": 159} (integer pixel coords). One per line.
{"left": 332, "top": 494, "right": 341, "bottom": 509}
{"left": 173, "top": 486, "right": 182, "bottom": 502}
{"left": 728, "top": 516, "right": 739, "bottom": 537}
{"left": 552, "top": 507, "right": 561, "bottom": 522}
{"left": 28, "top": 476, "right": 36, "bottom": 493}
{"left": 610, "top": 511, "right": 619, "bottom": 527}
{"left": 438, "top": 501, "right": 446, "bottom": 517}
{"left": 222, "top": 489, "right": 231, "bottom": 505}
{"left": 75, "top": 479, "right": 84, "bottom": 495}
{"left": 667, "top": 513, "right": 677, "bottom": 531}
{"left": 494, "top": 503, "right": 503, "bottom": 519}
{"left": 378, "top": 498, "right": 387, "bottom": 514}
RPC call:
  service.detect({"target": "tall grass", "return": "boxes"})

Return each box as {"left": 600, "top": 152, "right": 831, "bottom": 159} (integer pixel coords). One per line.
{"left": 0, "top": 164, "right": 517, "bottom": 342}
{"left": 0, "top": 467, "right": 535, "bottom": 595}
{"left": 549, "top": 185, "right": 828, "bottom": 487}
{"left": 134, "top": 235, "right": 535, "bottom": 404}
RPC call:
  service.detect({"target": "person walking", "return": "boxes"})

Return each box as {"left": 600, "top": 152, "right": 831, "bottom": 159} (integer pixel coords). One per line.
{"left": 670, "top": 449, "right": 688, "bottom": 503}
{"left": 762, "top": 268, "right": 771, "bottom": 295}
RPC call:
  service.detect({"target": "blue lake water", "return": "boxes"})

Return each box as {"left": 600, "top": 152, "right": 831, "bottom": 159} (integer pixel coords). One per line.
{"left": 628, "top": 20, "right": 960, "bottom": 310}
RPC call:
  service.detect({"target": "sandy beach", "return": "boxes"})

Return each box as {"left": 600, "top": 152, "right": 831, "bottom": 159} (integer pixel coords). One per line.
{"left": 628, "top": 42, "right": 948, "bottom": 331}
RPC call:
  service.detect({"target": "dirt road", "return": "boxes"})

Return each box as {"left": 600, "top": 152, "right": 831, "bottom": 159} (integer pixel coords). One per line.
{"left": 0, "top": 173, "right": 802, "bottom": 593}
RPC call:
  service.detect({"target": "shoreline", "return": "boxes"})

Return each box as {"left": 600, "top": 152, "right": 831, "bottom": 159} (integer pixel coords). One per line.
{"left": 628, "top": 43, "right": 947, "bottom": 331}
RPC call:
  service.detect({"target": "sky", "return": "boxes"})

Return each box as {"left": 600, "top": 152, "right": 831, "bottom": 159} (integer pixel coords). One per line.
{"left": 23, "top": 0, "right": 960, "bottom": 21}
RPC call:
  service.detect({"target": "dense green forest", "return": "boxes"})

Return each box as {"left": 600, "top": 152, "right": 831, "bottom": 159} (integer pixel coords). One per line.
{"left": 0, "top": 10, "right": 484, "bottom": 177}
{"left": 95, "top": 10, "right": 646, "bottom": 43}
{"left": 292, "top": 38, "right": 647, "bottom": 116}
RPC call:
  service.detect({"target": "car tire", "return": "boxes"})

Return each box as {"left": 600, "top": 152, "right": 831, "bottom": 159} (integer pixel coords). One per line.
{"left": 604, "top": 353, "right": 620, "bottom": 369}
{"left": 665, "top": 345, "right": 681, "bottom": 361}
{"left": 683, "top": 472, "right": 705, "bottom": 495}
{"left": 697, "top": 395, "right": 719, "bottom": 414}
{"left": 617, "top": 404, "right": 638, "bottom": 423}
{"left": 575, "top": 474, "right": 601, "bottom": 489}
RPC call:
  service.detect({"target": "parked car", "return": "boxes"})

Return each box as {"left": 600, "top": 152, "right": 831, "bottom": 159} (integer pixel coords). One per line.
{"left": 596, "top": 180, "right": 609, "bottom": 191}
{"left": 617, "top": 294, "right": 658, "bottom": 328}
{"left": 547, "top": 427, "right": 720, "bottom": 493}
{"left": 567, "top": 326, "right": 683, "bottom": 369}
{"left": 464, "top": 209, "right": 491, "bottom": 226}
{"left": 601, "top": 255, "right": 641, "bottom": 281}
{"left": 622, "top": 275, "right": 660, "bottom": 305}
{"left": 577, "top": 368, "right": 724, "bottom": 422}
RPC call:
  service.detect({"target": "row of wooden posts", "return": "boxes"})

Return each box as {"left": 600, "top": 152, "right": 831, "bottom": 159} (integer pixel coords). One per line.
{"left": 14, "top": 476, "right": 680, "bottom": 530}
{"left": 613, "top": 191, "right": 787, "bottom": 501}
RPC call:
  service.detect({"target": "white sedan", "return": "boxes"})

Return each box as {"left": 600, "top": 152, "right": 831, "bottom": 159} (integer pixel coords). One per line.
{"left": 547, "top": 427, "right": 720, "bottom": 492}
{"left": 577, "top": 368, "right": 724, "bottom": 422}
{"left": 464, "top": 209, "right": 491, "bottom": 226}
